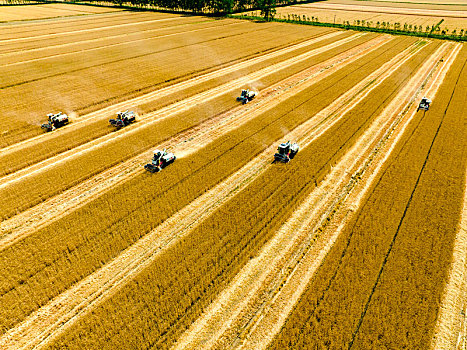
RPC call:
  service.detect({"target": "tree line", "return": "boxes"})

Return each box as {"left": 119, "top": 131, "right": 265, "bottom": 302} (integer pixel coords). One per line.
{"left": 79, "top": 0, "right": 292, "bottom": 16}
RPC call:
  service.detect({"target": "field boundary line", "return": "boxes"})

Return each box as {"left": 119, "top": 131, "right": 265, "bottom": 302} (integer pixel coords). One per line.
{"left": 0, "top": 32, "right": 365, "bottom": 189}
{"left": 231, "top": 41, "right": 460, "bottom": 350}
{"left": 172, "top": 40, "right": 450, "bottom": 350}
{"left": 0, "top": 30, "right": 343, "bottom": 156}
{"left": 0, "top": 35, "right": 397, "bottom": 350}
{"left": 0, "top": 34, "right": 390, "bottom": 250}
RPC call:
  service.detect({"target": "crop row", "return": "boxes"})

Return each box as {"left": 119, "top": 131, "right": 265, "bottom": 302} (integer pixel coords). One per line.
{"left": 0, "top": 36, "right": 412, "bottom": 335}
{"left": 0, "top": 27, "right": 339, "bottom": 175}
{"left": 0, "top": 31, "right": 369, "bottom": 220}
{"left": 269, "top": 45, "right": 466, "bottom": 349}
{"left": 0, "top": 19, "right": 322, "bottom": 147}
{"left": 0, "top": 11, "right": 173, "bottom": 41}
{"left": 43, "top": 37, "right": 435, "bottom": 349}
{"left": 1, "top": 17, "right": 236, "bottom": 63}
{"left": 0, "top": 3, "right": 121, "bottom": 23}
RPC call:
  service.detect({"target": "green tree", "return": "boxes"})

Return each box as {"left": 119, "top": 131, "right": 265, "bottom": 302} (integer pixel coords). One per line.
{"left": 256, "top": 0, "right": 276, "bottom": 20}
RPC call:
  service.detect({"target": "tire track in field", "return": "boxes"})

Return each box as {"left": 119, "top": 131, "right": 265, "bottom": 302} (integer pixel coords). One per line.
{"left": 0, "top": 16, "right": 188, "bottom": 44}
{"left": 225, "top": 42, "right": 461, "bottom": 350}
{"left": 173, "top": 41, "right": 454, "bottom": 350}
{"left": 0, "top": 34, "right": 389, "bottom": 251}
{"left": 0, "top": 20, "right": 243, "bottom": 67}
{"left": 0, "top": 35, "right": 399, "bottom": 350}
{"left": 0, "top": 30, "right": 342, "bottom": 157}
{"left": 0, "top": 32, "right": 362, "bottom": 190}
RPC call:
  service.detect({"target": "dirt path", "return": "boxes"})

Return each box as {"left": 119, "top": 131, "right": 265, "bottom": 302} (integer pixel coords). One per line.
{"left": 221, "top": 42, "right": 460, "bottom": 350}
{"left": 0, "top": 31, "right": 343, "bottom": 157}
{"left": 0, "top": 35, "right": 396, "bottom": 350}
{"left": 431, "top": 170, "right": 467, "bottom": 349}
{"left": 0, "top": 34, "right": 388, "bottom": 251}
{"left": 172, "top": 41, "right": 455, "bottom": 350}
{"left": 0, "top": 33, "right": 366, "bottom": 192}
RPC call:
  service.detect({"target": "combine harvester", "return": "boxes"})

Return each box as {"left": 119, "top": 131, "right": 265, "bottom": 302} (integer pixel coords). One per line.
{"left": 109, "top": 110, "right": 136, "bottom": 129}
{"left": 237, "top": 89, "right": 256, "bottom": 104}
{"left": 144, "top": 149, "right": 176, "bottom": 172}
{"left": 41, "top": 112, "right": 69, "bottom": 132}
{"left": 274, "top": 141, "right": 299, "bottom": 163}
{"left": 417, "top": 97, "right": 432, "bottom": 112}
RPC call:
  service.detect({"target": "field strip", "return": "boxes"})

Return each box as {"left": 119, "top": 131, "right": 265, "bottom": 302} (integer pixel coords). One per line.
{"left": 0, "top": 18, "right": 214, "bottom": 57}
{"left": 221, "top": 42, "right": 461, "bottom": 350}
{"left": 297, "top": 2, "right": 467, "bottom": 17}
{"left": 0, "top": 16, "right": 188, "bottom": 44}
{"left": 0, "top": 10, "right": 128, "bottom": 28}
{"left": 0, "top": 34, "right": 390, "bottom": 250}
{"left": 0, "top": 30, "right": 343, "bottom": 156}
{"left": 172, "top": 41, "right": 455, "bottom": 350}
{"left": 430, "top": 141, "right": 467, "bottom": 348}
{"left": 0, "top": 32, "right": 368, "bottom": 189}
{"left": 0, "top": 36, "right": 415, "bottom": 350}
{"left": 0, "top": 21, "right": 244, "bottom": 67}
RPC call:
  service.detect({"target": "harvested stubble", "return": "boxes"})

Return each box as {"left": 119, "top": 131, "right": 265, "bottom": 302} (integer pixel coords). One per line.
{"left": 0, "top": 30, "right": 368, "bottom": 219}
{"left": 0, "top": 36, "right": 413, "bottom": 335}
{"left": 0, "top": 11, "right": 173, "bottom": 41}
{"left": 0, "top": 16, "right": 219, "bottom": 56}
{"left": 0, "top": 27, "right": 340, "bottom": 176}
{"left": 44, "top": 37, "right": 437, "bottom": 350}
{"left": 0, "top": 3, "right": 122, "bottom": 22}
{"left": 269, "top": 46, "right": 466, "bottom": 350}
{"left": 0, "top": 20, "right": 328, "bottom": 147}
{"left": 328, "top": 0, "right": 467, "bottom": 10}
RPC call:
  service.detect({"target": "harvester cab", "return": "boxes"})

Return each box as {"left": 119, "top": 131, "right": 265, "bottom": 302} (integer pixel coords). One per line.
{"left": 109, "top": 110, "right": 136, "bottom": 129}
{"left": 274, "top": 141, "right": 299, "bottom": 163}
{"left": 417, "top": 97, "right": 432, "bottom": 112}
{"left": 236, "top": 89, "right": 256, "bottom": 104}
{"left": 144, "top": 149, "right": 176, "bottom": 172}
{"left": 41, "top": 112, "right": 69, "bottom": 132}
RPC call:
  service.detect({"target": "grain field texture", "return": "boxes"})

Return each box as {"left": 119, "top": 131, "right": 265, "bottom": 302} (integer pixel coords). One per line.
{"left": 1, "top": 5, "right": 465, "bottom": 350}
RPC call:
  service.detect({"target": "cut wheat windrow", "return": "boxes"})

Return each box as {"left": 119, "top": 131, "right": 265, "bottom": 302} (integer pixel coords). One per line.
{"left": 0, "top": 35, "right": 411, "bottom": 339}
{"left": 0, "top": 29, "right": 342, "bottom": 165}
{"left": 0, "top": 34, "right": 392, "bottom": 250}
{"left": 0, "top": 20, "right": 330, "bottom": 148}
{"left": 269, "top": 45, "right": 466, "bottom": 350}
{"left": 204, "top": 42, "right": 460, "bottom": 350}
{"left": 0, "top": 34, "right": 417, "bottom": 350}
{"left": 0, "top": 32, "right": 374, "bottom": 219}
{"left": 3, "top": 5, "right": 465, "bottom": 350}
{"left": 33, "top": 38, "right": 435, "bottom": 350}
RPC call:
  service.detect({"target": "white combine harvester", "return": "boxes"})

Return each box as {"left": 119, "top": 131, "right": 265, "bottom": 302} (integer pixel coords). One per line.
{"left": 144, "top": 149, "right": 176, "bottom": 172}
{"left": 417, "top": 97, "right": 432, "bottom": 112}
{"left": 274, "top": 141, "right": 299, "bottom": 163}
{"left": 237, "top": 89, "right": 256, "bottom": 104}
{"left": 41, "top": 112, "right": 69, "bottom": 132}
{"left": 109, "top": 110, "right": 136, "bottom": 129}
